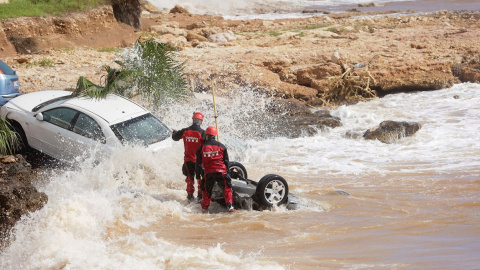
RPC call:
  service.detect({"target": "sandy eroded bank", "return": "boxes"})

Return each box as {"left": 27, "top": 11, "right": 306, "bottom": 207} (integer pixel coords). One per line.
{"left": 0, "top": 5, "right": 479, "bottom": 105}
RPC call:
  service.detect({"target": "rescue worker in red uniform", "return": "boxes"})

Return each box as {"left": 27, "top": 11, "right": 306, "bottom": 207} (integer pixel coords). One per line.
{"left": 195, "top": 126, "right": 234, "bottom": 212}
{"left": 172, "top": 112, "right": 205, "bottom": 201}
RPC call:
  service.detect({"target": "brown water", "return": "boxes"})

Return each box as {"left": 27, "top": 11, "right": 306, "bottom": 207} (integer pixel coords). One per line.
{"left": 140, "top": 169, "right": 480, "bottom": 269}
{"left": 1, "top": 85, "right": 480, "bottom": 270}
{"left": 82, "top": 85, "right": 480, "bottom": 269}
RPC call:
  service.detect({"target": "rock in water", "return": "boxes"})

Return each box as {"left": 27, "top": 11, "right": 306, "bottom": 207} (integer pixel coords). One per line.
{"left": 363, "top": 120, "right": 421, "bottom": 144}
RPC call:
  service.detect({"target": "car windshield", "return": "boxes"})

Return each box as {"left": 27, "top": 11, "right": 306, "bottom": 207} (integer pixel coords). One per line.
{"left": 111, "top": 113, "right": 171, "bottom": 146}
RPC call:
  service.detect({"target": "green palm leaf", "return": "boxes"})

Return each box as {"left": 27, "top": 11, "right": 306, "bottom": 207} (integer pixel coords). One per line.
{"left": 0, "top": 118, "right": 19, "bottom": 155}
{"left": 72, "top": 39, "right": 188, "bottom": 107}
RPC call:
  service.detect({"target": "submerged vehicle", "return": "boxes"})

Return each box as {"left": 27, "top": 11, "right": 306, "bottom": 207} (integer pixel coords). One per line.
{"left": 211, "top": 161, "right": 299, "bottom": 210}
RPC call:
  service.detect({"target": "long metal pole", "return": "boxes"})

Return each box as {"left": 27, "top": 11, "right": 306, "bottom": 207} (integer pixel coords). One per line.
{"left": 211, "top": 81, "right": 220, "bottom": 142}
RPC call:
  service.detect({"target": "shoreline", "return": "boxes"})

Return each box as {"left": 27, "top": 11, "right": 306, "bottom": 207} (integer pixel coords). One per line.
{"left": 307, "top": 0, "right": 480, "bottom": 13}
{"left": 1, "top": 6, "right": 479, "bottom": 105}
{"left": 214, "top": 0, "right": 480, "bottom": 21}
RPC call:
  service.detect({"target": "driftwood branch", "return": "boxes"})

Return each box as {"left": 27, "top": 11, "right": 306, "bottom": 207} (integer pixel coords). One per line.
{"left": 321, "top": 59, "right": 378, "bottom": 106}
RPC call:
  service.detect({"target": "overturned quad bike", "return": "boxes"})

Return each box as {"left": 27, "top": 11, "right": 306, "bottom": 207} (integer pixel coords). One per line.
{"left": 210, "top": 162, "right": 299, "bottom": 211}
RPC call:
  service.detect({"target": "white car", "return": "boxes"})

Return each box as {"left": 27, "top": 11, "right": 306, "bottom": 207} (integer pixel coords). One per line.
{"left": 0, "top": 90, "right": 171, "bottom": 163}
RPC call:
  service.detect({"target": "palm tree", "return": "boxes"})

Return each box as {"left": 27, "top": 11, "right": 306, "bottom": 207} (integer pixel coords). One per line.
{"left": 72, "top": 39, "right": 188, "bottom": 106}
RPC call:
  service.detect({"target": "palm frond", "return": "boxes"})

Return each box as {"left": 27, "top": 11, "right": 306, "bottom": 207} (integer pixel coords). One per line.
{"left": 72, "top": 39, "right": 188, "bottom": 105}
{"left": 123, "top": 39, "right": 188, "bottom": 105}
{"left": 0, "top": 118, "right": 19, "bottom": 155}
{"left": 72, "top": 76, "right": 111, "bottom": 99}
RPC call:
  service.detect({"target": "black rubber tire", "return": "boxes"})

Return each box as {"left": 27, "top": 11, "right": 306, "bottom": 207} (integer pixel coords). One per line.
{"left": 10, "top": 122, "right": 29, "bottom": 154}
{"left": 228, "top": 161, "right": 248, "bottom": 179}
{"left": 254, "top": 174, "right": 289, "bottom": 207}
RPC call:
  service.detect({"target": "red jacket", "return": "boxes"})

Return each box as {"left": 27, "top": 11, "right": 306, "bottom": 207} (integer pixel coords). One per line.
{"left": 195, "top": 138, "right": 229, "bottom": 178}
{"left": 172, "top": 124, "right": 205, "bottom": 163}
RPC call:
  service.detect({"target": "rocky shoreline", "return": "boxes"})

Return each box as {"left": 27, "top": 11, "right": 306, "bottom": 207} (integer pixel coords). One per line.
{"left": 1, "top": 6, "right": 479, "bottom": 103}
{"left": 0, "top": 155, "right": 47, "bottom": 249}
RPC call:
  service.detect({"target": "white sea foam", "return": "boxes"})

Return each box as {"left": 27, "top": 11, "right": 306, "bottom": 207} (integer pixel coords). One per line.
{"left": 0, "top": 145, "right": 285, "bottom": 269}
{"left": 240, "top": 83, "right": 480, "bottom": 180}
{"left": 149, "top": 0, "right": 415, "bottom": 19}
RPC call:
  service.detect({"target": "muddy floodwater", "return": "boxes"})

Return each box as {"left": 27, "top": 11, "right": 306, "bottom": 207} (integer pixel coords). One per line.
{"left": 1, "top": 83, "right": 479, "bottom": 269}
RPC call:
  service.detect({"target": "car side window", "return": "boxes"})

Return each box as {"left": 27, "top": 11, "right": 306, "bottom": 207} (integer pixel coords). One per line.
{"left": 73, "top": 113, "right": 106, "bottom": 143}
{"left": 42, "top": 107, "right": 77, "bottom": 130}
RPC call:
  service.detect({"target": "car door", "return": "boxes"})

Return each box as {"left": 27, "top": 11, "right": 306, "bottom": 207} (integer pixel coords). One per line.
{"left": 67, "top": 112, "right": 109, "bottom": 161}
{"left": 29, "top": 107, "right": 108, "bottom": 162}
{"left": 28, "top": 107, "right": 78, "bottom": 160}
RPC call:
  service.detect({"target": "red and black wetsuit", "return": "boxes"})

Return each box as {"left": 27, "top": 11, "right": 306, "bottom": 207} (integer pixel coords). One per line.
{"left": 172, "top": 124, "right": 205, "bottom": 195}
{"left": 195, "top": 138, "right": 232, "bottom": 210}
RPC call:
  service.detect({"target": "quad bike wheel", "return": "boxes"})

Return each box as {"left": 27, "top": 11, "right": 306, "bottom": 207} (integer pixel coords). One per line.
{"left": 228, "top": 161, "right": 248, "bottom": 179}
{"left": 254, "top": 174, "right": 289, "bottom": 207}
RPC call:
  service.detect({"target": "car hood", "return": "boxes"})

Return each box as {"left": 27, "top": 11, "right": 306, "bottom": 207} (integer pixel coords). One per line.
{"left": 5, "top": 90, "right": 71, "bottom": 112}
{"left": 147, "top": 137, "right": 173, "bottom": 152}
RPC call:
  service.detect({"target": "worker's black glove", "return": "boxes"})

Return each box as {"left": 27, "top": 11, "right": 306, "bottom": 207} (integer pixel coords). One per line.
{"left": 182, "top": 163, "right": 187, "bottom": 176}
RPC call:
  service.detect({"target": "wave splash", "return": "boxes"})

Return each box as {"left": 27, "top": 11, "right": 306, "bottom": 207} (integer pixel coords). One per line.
{"left": 149, "top": 0, "right": 309, "bottom": 16}
{"left": 149, "top": 0, "right": 415, "bottom": 17}
{"left": 0, "top": 145, "right": 285, "bottom": 269}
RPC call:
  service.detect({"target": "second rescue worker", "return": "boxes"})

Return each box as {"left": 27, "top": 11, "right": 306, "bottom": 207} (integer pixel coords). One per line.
{"left": 195, "top": 126, "right": 235, "bottom": 212}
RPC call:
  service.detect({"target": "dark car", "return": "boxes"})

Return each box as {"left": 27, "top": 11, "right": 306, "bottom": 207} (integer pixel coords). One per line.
{"left": 0, "top": 60, "right": 22, "bottom": 106}
{"left": 210, "top": 161, "right": 299, "bottom": 211}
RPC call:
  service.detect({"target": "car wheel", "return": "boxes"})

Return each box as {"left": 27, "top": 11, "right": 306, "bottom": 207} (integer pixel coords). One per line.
{"left": 254, "top": 174, "right": 289, "bottom": 207}
{"left": 10, "top": 122, "right": 29, "bottom": 154}
{"left": 228, "top": 161, "right": 248, "bottom": 179}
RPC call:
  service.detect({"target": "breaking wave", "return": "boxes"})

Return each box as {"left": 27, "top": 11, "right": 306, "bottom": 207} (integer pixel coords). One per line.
{"left": 148, "top": 0, "right": 415, "bottom": 17}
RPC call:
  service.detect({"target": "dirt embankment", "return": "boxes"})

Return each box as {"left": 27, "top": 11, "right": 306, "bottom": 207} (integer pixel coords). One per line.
{"left": 0, "top": 155, "right": 47, "bottom": 249}
{"left": 1, "top": 5, "right": 480, "bottom": 105}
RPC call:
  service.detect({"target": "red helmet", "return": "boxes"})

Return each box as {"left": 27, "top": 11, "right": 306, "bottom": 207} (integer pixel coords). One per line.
{"left": 206, "top": 126, "right": 217, "bottom": 136}
{"left": 192, "top": 112, "right": 204, "bottom": 121}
